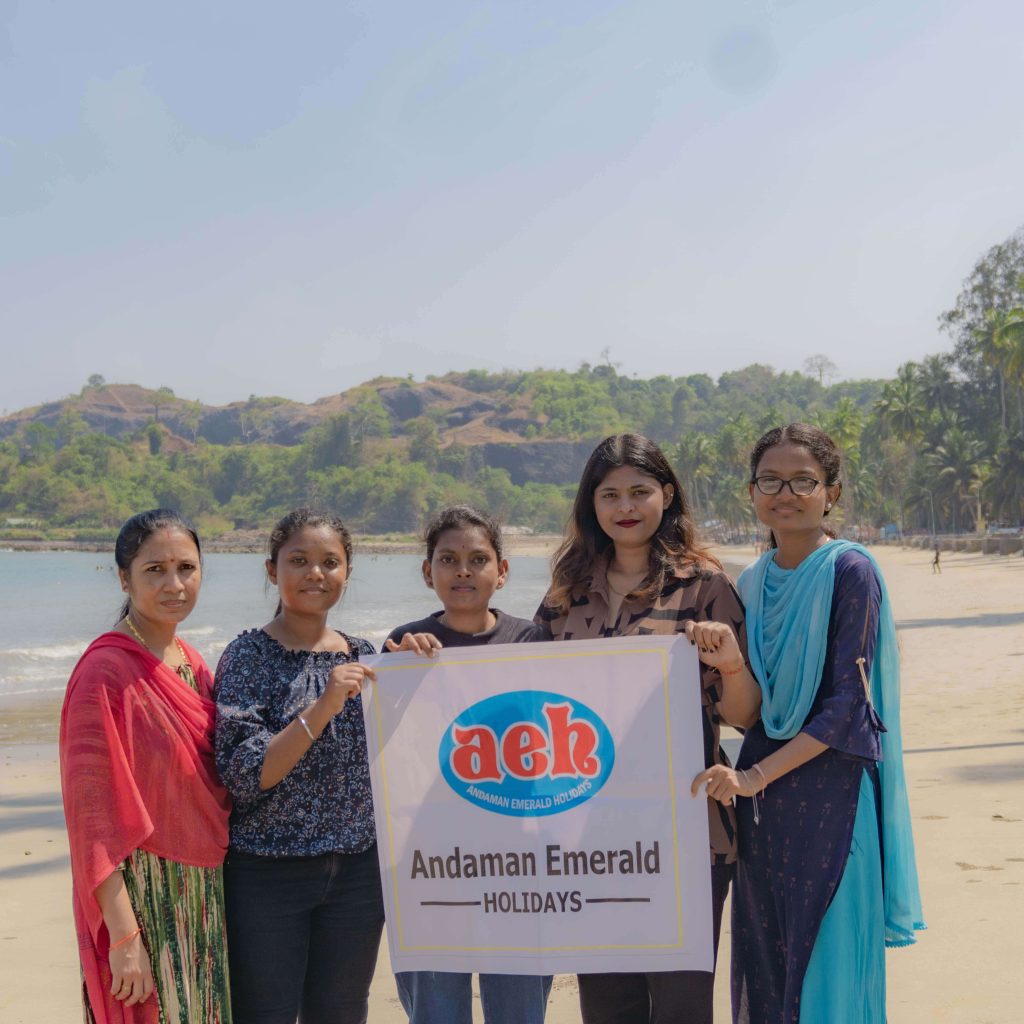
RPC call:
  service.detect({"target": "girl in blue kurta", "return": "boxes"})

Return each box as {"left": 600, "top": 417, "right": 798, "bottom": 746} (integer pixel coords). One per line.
{"left": 693, "top": 424, "right": 924, "bottom": 1023}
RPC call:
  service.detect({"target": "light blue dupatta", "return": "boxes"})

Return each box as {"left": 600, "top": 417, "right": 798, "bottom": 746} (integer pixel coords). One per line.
{"left": 739, "top": 540, "right": 926, "bottom": 947}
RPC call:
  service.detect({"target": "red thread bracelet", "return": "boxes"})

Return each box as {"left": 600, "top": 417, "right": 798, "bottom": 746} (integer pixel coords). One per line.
{"left": 110, "top": 927, "right": 141, "bottom": 951}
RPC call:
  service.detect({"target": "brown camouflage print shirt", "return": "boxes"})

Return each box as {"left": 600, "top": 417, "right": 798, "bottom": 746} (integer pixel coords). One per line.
{"left": 535, "top": 559, "right": 749, "bottom": 866}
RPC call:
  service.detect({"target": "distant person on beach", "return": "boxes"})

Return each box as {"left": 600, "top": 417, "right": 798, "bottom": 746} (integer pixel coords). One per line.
{"left": 693, "top": 423, "right": 925, "bottom": 1022}
{"left": 383, "top": 504, "right": 553, "bottom": 1024}
{"left": 214, "top": 508, "right": 425, "bottom": 1024}
{"left": 932, "top": 545, "right": 942, "bottom": 573}
{"left": 59, "top": 509, "right": 232, "bottom": 1022}
{"left": 535, "top": 433, "right": 762, "bottom": 1024}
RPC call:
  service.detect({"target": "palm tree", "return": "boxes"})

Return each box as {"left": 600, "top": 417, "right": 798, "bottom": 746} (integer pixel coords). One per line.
{"left": 975, "top": 310, "right": 1016, "bottom": 433}
{"left": 994, "top": 303, "right": 1024, "bottom": 432}
{"left": 924, "top": 426, "right": 989, "bottom": 532}
{"left": 877, "top": 437, "right": 917, "bottom": 535}
{"left": 841, "top": 446, "right": 879, "bottom": 530}
{"left": 713, "top": 478, "right": 755, "bottom": 538}
{"left": 916, "top": 354, "right": 957, "bottom": 417}
{"left": 906, "top": 478, "right": 938, "bottom": 536}
{"left": 995, "top": 308, "right": 1024, "bottom": 373}
{"left": 987, "top": 434, "right": 1024, "bottom": 526}
{"left": 814, "top": 397, "right": 863, "bottom": 453}
{"left": 874, "top": 363, "right": 925, "bottom": 442}
{"left": 673, "top": 433, "right": 715, "bottom": 518}
{"left": 715, "top": 416, "right": 756, "bottom": 478}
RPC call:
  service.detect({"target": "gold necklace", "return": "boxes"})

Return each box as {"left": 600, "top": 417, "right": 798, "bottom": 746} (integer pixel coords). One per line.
{"left": 124, "top": 612, "right": 150, "bottom": 647}
{"left": 125, "top": 612, "right": 189, "bottom": 668}
{"left": 606, "top": 571, "right": 646, "bottom": 598}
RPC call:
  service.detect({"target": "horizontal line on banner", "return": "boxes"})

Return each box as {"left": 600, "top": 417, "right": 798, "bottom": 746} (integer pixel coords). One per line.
{"left": 584, "top": 897, "right": 652, "bottom": 904}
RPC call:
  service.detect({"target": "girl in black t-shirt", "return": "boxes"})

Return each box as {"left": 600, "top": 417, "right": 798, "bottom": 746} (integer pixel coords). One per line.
{"left": 384, "top": 504, "right": 551, "bottom": 1024}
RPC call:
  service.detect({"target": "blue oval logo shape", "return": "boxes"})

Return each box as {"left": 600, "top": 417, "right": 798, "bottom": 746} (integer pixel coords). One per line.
{"left": 438, "top": 690, "right": 615, "bottom": 817}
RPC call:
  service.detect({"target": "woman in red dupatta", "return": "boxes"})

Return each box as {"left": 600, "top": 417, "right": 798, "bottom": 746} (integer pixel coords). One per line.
{"left": 60, "top": 510, "right": 231, "bottom": 1023}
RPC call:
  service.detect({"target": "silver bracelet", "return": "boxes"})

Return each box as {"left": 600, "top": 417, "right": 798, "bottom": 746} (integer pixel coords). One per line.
{"left": 296, "top": 713, "right": 316, "bottom": 742}
{"left": 739, "top": 769, "right": 761, "bottom": 825}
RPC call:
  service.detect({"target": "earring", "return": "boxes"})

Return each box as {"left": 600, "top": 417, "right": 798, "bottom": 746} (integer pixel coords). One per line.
{"left": 825, "top": 503, "right": 832, "bottom": 511}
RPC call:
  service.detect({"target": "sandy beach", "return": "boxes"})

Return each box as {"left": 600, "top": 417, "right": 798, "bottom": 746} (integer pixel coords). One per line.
{"left": 2, "top": 544, "right": 1022, "bottom": 1022}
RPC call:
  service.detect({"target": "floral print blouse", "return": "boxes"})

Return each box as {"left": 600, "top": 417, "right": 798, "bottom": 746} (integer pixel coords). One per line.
{"left": 214, "top": 628, "right": 376, "bottom": 857}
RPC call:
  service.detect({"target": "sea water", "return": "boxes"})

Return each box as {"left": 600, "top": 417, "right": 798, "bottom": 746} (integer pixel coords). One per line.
{"left": 0, "top": 551, "right": 555, "bottom": 700}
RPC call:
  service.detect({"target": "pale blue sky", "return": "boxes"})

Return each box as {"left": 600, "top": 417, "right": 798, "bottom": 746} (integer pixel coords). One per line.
{"left": 3, "top": 0, "right": 1023, "bottom": 412}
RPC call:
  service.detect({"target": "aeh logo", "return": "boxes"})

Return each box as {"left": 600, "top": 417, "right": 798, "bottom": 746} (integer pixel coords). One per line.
{"left": 438, "top": 690, "right": 615, "bottom": 817}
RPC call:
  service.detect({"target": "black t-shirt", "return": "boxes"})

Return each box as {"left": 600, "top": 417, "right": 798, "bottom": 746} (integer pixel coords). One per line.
{"left": 384, "top": 608, "right": 546, "bottom": 650}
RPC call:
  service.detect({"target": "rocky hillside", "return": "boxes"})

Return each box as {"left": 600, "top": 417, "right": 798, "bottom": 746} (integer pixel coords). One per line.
{"left": 0, "top": 378, "right": 598, "bottom": 485}
{"left": 1, "top": 365, "right": 903, "bottom": 537}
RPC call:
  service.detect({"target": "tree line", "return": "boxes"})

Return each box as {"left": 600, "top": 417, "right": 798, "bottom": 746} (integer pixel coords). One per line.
{"left": 2, "top": 228, "right": 1021, "bottom": 540}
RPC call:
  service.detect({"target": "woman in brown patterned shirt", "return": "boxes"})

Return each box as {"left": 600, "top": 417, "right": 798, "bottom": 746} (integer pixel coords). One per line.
{"left": 535, "top": 433, "right": 761, "bottom": 1024}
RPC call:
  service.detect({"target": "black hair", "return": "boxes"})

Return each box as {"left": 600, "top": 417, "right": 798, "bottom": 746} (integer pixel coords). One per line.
{"left": 749, "top": 422, "right": 843, "bottom": 548}
{"left": 424, "top": 505, "right": 504, "bottom": 561}
{"left": 114, "top": 509, "right": 202, "bottom": 623}
{"left": 267, "top": 507, "right": 353, "bottom": 616}
{"left": 546, "top": 433, "right": 720, "bottom": 614}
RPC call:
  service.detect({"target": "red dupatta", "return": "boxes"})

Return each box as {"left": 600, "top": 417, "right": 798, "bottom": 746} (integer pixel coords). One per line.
{"left": 59, "top": 632, "right": 230, "bottom": 1022}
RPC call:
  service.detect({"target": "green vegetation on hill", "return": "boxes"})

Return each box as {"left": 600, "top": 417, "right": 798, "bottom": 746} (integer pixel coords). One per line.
{"left": 0, "top": 412, "right": 579, "bottom": 536}
{"left": 2, "top": 228, "right": 1022, "bottom": 539}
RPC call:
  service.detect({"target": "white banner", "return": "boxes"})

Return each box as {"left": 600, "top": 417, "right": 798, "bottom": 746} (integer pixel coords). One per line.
{"left": 361, "top": 634, "right": 712, "bottom": 975}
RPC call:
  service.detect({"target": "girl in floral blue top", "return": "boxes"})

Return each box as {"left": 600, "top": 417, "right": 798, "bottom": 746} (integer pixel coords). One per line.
{"left": 215, "top": 508, "right": 420, "bottom": 1024}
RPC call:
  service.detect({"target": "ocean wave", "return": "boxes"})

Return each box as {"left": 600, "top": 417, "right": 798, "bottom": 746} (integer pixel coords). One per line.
{"left": 0, "top": 660, "right": 74, "bottom": 683}
{"left": 0, "top": 683, "right": 66, "bottom": 698}
{"left": 2, "top": 642, "right": 88, "bottom": 660}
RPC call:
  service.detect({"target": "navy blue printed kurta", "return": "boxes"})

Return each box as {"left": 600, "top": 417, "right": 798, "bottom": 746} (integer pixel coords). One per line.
{"left": 731, "top": 550, "right": 886, "bottom": 1024}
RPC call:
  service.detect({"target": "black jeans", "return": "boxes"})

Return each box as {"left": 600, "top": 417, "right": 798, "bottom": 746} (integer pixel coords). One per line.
{"left": 224, "top": 846, "right": 385, "bottom": 1024}
{"left": 577, "top": 862, "right": 733, "bottom": 1024}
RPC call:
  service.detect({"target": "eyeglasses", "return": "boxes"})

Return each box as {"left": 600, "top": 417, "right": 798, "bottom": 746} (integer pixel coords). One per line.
{"left": 752, "top": 475, "right": 822, "bottom": 496}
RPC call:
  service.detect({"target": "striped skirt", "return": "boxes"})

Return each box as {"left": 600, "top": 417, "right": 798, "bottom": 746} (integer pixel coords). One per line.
{"left": 84, "top": 849, "right": 232, "bottom": 1023}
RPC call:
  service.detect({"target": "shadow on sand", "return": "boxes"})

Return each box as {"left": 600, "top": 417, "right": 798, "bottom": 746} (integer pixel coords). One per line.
{"left": 896, "top": 611, "right": 1024, "bottom": 631}
{"left": 0, "top": 852, "right": 70, "bottom": 881}
{"left": 951, "top": 761, "right": 1024, "bottom": 784}
{"left": 0, "top": 791, "right": 66, "bottom": 835}
{"left": 905, "top": 741, "right": 1024, "bottom": 755}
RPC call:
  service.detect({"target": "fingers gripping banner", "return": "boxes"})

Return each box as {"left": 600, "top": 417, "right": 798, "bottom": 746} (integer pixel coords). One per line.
{"left": 361, "top": 635, "right": 713, "bottom": 975}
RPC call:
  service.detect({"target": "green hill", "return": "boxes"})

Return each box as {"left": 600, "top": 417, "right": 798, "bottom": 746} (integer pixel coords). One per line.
{"left": 0, "top": 351, "right": 1019, "bottom": 540}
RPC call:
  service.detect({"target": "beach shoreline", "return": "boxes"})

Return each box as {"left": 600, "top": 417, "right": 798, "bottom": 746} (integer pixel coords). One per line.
{"left": 0, "top": 532, "right": 572, "bottom": 556}
{"left": 2, "top": 546, "right": 1023, "bottom": 1021}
